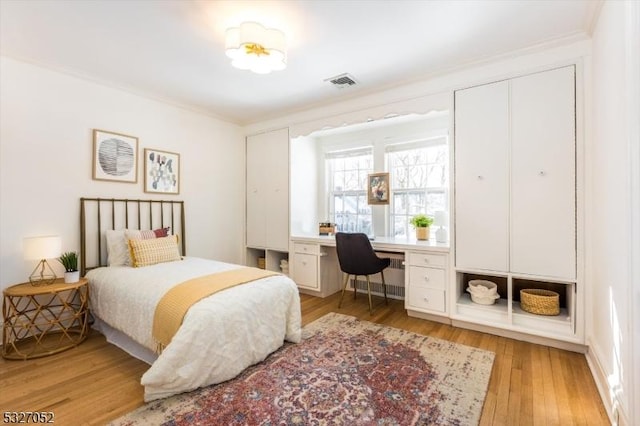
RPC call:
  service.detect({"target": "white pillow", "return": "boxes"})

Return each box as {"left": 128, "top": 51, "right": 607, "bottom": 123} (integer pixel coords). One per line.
{"left": 105, "top": 227, "right": 171, "bottom": 266}
{"left": 105, "top": 229, "right": 129, "bottom": 266}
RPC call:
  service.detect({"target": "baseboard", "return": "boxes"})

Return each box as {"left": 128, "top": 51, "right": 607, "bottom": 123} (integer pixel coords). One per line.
{"left": 406, "top": 309, "right": 452, "bottom": 324}
{"left": 451, "top": 318, "right": 587, "bottom": 353}
{"left": 585, "top": 339, "right": 629, "bottom": 425}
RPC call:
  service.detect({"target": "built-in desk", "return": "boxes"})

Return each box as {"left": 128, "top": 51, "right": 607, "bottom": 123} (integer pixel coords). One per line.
{"left": 289, "top": 235, "right": 451, "bottom": 322}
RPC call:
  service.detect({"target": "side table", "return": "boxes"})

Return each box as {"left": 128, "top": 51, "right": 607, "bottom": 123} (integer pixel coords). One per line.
{"left": 2, "top": 278, "right": 89, "bottom": 360}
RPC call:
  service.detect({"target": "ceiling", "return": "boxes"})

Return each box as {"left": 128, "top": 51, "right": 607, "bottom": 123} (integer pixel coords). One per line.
{"left": 0, "top": 0, "right": 599, "bottom": 125}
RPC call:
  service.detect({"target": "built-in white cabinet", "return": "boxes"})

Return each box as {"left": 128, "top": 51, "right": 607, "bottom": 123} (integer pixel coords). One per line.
{"left": 453, "top": 65, "right": 581, "bottom": 345}
{"left": 292, "top": 243, "right": 320, "bottom": 290}
{"left": 510, "top": 68, "right": 576, "bottom": 279}
{"left": 453, "top": 81, "right": 510, "bottom": 272}
{"left": 405, "top": 252, "right": 449, "bottom": 317}
{"left": 289, "top": 239, "right": 342, "bottom": 297}
{"left": 246, "top": 128, "right": 290, "bottom": 270}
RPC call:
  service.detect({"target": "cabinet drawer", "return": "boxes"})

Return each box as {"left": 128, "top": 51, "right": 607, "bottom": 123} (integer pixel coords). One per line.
{"left": 408, "top": 287, "right": 446, "bottom": 312}
{"left": 293, "top": 253, "right": 318, "bottom": 289}
{"left": 408, "top": 252, "right": 446, "bottom": 268}
{"left": 293, "top": 243, "right": 320, "bottom": 255}
{"left": 408, "top": 266, "right": 446, "bottom": 290}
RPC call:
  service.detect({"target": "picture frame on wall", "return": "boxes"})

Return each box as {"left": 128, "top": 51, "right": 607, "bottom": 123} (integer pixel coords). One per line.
{"left": 144, "top": 148, "right": 180, "bottom": 194}
{"left": 367, "top": 172, "right": 390, "bottom": 205}
{"left": 92, "top": 129, "right": 138, "bottom": 183}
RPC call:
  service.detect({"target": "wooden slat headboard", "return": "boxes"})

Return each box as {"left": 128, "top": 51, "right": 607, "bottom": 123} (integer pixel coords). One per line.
{"left": 80, "top": 198, "right": 185, "bottom": 276}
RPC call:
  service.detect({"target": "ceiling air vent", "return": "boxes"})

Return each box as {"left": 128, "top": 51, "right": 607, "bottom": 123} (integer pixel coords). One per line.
{"left": 325, "top": 73, "right": 358, "bottom": 89}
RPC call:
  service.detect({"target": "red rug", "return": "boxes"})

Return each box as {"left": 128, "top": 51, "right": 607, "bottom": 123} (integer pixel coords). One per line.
{"left": 111, "top": 313, "right": 494, "bottom": 425}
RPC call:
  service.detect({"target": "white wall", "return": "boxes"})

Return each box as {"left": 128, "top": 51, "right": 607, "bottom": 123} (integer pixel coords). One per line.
{"left": 0, "top": 57, "right": 246, "bottom": 289}
{"left": 587, "top": 1, "right": 638, "bottom": 424}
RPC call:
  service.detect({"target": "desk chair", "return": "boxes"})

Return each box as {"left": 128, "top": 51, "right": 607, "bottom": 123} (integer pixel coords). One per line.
{"left": 335, "top": 232, "right": 390, "bottom": 315}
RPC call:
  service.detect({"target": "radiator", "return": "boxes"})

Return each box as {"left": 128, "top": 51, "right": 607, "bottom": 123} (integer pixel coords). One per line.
{"left": 350, "top": 252, "right": 405, "bottom": 300}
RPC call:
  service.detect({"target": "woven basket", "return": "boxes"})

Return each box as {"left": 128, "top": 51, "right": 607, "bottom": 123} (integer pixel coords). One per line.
{"left": 520, "top": 289, "right": 560, "bottom": 316}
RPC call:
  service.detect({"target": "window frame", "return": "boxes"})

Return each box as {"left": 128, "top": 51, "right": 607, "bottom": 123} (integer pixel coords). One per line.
{"left": 325, "top": 147, "right": 374, "bottom": 234}
{"left": 386, "top": 136, "right": 449, "bottom": 238}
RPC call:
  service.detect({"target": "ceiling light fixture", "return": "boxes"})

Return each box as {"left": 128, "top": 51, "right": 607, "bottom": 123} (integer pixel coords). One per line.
{"left": 225, "top": 22, "right": 287, "bottom": 74}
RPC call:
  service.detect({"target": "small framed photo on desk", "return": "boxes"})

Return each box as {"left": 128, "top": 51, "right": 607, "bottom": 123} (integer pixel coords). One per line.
{"left": 368, "top": 172, "right": 389, "bottom": 205}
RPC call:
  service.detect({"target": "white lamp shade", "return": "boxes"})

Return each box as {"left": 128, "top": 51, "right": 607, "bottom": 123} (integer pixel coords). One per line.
{"left": 434, "top": 211, "right": 448, "bottom": 227}
{"left": 23, "top": 236, "right": 61, "bottom": 260}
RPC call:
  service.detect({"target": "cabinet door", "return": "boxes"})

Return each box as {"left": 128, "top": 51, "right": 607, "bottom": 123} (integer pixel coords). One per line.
{"left": 293, "top": 253, "right": 318, "bottom": 289}
{"left": 455, "top": 81, "right": 510, "bottom": 272}
{"left": 246, "top": 128, "right": 290, "bottom": 251}
{"left": 246, "top": 135, "right": 266, "bottom": 248}
{"left": 264, "top": 128, "right": 290, "bottom": 251}
{"left": 511, "top": 66, "right": 576, "bottom": 279}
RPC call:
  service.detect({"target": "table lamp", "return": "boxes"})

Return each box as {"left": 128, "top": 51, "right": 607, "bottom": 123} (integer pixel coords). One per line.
{"left": 434, "top": 211, "right": 448, "bottom": 243}
{"left": 23, "top": 236, "right": 61, "bottom": 285}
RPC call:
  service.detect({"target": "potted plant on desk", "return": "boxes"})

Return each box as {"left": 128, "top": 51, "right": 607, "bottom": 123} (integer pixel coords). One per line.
{"left": 410, "top": 214, "right": 434, "bottom": 240}
{"left": 59, "top": 251, "right": 79, "bottom": 283}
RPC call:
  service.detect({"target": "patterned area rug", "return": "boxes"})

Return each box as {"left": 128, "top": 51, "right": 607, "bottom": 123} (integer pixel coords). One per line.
{"left": 110, "top": 313, "right": 494, "bottom": 425}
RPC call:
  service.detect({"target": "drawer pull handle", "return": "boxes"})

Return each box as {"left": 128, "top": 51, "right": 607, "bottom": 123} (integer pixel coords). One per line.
{"left": 423, "top": 297, "right": 429, "bottom": 302}
{"left": 424, "top": 258, "right": 429, "bottom": 263}
{"left": 302, "top": 261, "right": 307, "bottom": 265}
{"left": 424, "top": 276, "right": 430, "bottom": 282}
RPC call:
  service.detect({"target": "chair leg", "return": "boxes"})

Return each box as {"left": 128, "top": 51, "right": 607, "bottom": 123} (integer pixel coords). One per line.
{"left": 338, "top": 273, "right": 350, "bottom": 308}
{"left": 353, "top": 275, "right": 358, "bottom": 299}
{"left": 366, "top": 275, "right": 373, "bottom": 315}
{"left": 380, "top": 270, "right": 388, "bottom": 305}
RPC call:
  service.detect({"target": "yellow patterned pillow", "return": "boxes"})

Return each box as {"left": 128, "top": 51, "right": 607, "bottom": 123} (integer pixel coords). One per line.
{"left": 129, "top": 235, "right": 181, "bottom": 267}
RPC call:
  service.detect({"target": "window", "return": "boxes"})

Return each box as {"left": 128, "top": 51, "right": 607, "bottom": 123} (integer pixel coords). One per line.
{"left": 326, "top": 148, "right": 373, "bottom": 234}
{"left": 387, "top": 138, "right": 448, "bottom": 237}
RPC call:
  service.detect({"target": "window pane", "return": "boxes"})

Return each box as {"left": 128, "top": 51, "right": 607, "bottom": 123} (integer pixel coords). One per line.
{"left": 407, "top": 192, "right": 425, "bottom": 215}
{"left": 344, "top": 170, "right": 359, "bottom": 190}
{"left": 358, "top": 170, "right": 369, "bottom": 189}
{"left": 393, "top": 166, "right": 409, "bottom": 189}
{"left": 393, "top": 193, "right": 406, "bottom": 215}
{"left": 327, "top": 150, "right": 373, "bottom": 234}
{"left": 426, "top": 145, "right": 447, "bottom": 164}
{"left": 393, "top": 216, "right": 408, "bottom": 238}
{"left": 358, "top": 195, "right": 371, "bottom": 215}
{"left": 333, "top": 171, "right": 345, "bottom": 191}
{"left": 426, "top": 191, "right": 446, "bottom": 216}
{"left": 359, "top": 155, "right": 372, "bottom": 170}
{"left": 409, "top": 165, "right": 426, "bottom": 188}
{"left": 426, "top": 164, "right": 446, "bottom": 187}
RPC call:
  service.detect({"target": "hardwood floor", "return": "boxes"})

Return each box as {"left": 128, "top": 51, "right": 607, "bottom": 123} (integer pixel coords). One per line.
{"left": 0, "top": 292, "right": 610, "bottom": 425}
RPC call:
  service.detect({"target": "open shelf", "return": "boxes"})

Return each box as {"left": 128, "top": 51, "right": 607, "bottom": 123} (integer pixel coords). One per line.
{"left": 511, "top": 277, "right": 575, "bottom": 336}
{"left": 456, "top": 293, "right": 508, "bottom": 323}
{"left": 246, "top": 247, "right": 289, "bottom": 275}
{"left": 512, "top": 303, "right": 573, "bottom": 336}
{"left": 454, "top": 270, "right": 578, "bottom": 340}
{"left": 246, "top": 247, "right": 266, "bottom": 269}
{"left": 266, "top": 250, "right": 289, "bottom": 274}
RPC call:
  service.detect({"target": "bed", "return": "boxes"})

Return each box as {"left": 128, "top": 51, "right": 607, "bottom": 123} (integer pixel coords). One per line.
{"left": 80, "top": 198, "right": 302, "bottom": 401}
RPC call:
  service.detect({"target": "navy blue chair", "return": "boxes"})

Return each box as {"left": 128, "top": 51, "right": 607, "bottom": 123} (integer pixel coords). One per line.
{"left": 335, "top": 232, "right": 390, "bottom": 314}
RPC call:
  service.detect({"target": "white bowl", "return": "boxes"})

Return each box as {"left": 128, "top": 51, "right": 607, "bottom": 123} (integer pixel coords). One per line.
{"left": 467, "top": 280, "right": 500, "bottom": 305}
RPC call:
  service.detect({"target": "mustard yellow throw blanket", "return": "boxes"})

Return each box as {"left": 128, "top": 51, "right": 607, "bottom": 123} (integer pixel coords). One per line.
{"left": 152, "top": 267, "right": 278, "bottom": 352}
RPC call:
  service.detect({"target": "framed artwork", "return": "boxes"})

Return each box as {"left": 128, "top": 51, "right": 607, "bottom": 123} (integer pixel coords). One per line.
{"left": 92, "top": 129, "right": 138, "bottom": 183}
{"left": 144, "top": 148, "right": 180, "bottom": 194}
{"left": 368, "top": 172, "right": 390, "bottom": 205}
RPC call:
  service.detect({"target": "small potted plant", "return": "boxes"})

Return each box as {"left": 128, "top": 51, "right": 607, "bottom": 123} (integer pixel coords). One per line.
{"left": 409, "top": 214, "right": 434, "bottom": 240}
{"left": 59, "top": 251, "right": 79, "bottom": 283}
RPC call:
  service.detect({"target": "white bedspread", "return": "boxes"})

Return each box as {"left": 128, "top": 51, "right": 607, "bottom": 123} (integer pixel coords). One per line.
{"left": 86, "top": 257, "right": 302, "bottom": 401}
